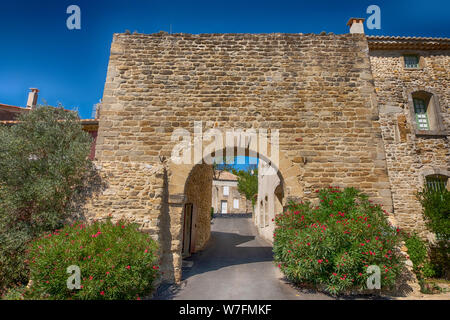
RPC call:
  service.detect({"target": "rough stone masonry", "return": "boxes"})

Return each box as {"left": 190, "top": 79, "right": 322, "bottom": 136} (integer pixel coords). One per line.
{"left": 86, "top": 30, "right": 449, "bottom": 282}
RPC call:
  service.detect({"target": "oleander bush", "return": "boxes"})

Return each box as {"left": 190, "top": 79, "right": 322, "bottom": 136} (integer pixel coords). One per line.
{"left": 25, "top": 219, "right": 159, "bottom": 300}
{"left": 273, "top": 186, "right": 405, "bottom": 295}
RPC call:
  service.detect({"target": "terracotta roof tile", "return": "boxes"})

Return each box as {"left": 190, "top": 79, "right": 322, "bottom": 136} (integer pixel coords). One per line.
{"left": 367, "top": 35, "right": 450, "bottom": 50}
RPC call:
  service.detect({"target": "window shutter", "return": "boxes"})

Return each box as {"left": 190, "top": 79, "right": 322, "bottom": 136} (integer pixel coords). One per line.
{"left": 413, "top": 98, "right": 430, "bottom": 130}
{"left": 404, "top": 55, "right": 419, "bottom": 68}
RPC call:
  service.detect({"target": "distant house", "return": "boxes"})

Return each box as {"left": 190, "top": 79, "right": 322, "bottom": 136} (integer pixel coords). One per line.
{"left": 0, "top": 88, "right": 99, "bottom": 160}
{"left": 212, "top": 170, "right": 251, "bottom": 214}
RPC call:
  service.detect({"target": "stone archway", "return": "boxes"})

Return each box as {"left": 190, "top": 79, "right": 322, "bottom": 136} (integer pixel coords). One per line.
{"left": 162, "top": 144, "right": 301, "bottom": 282}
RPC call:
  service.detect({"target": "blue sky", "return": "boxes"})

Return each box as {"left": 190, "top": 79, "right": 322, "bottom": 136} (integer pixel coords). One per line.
{"left": 1, "top": 0, "right": 449, "bottom": 119}
{"left": 216, "top": 156, "right": 259, "bottom": 172}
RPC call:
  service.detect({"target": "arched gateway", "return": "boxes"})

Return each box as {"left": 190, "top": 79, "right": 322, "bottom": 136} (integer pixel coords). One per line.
{"left": 87, "top": 32, "right": 394, "bottom": 282}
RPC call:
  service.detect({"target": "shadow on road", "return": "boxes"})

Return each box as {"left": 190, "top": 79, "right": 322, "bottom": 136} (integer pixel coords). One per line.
{"left": 181, "top": 230, "right": 274, "bottom": 281}
{"left": 152, "top": 220, "right": 274, "bottom": 300}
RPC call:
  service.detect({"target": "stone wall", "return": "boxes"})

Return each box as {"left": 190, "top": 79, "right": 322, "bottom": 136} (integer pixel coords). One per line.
{"left": 90, "top": 31, "right": 394, "bottom": 282}
{"left": 370, "top": 49, "right": 450, "bottom": 238}
{"left": 184, "top": 163, "right": 213, "bottom": 251}
{"left": 255, "top": 160, "right": 283, "bottom": 243}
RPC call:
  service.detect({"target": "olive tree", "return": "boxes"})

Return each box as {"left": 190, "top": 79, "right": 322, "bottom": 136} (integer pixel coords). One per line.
{"left": 0, "top": 106, "right": 92, "bottom": 292}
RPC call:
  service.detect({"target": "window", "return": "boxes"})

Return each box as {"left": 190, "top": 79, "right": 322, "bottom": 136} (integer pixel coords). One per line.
{"left": 223, "top": 186, "right": 229, "bottom": 196}
{"left": 233, "top": 199, "right": 239, "bottom": 209}
{"left": 408, "top": 90, "right": 446, "bottom": 136}
{"left": 426, "top": 175, "right": 448, "bottom": 192}
{"left": 404, "top": 55, "right": 419, "bottom": 69}
{"left": 413, "top": 98, "right": 430, "bottom": 131}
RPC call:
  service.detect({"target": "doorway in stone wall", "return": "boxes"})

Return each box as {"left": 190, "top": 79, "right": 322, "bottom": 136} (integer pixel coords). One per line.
{"left": 159, "top": 152, "right": 299, "bottom": 299}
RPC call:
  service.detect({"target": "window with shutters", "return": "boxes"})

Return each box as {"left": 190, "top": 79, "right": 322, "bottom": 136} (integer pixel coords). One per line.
{"left": 425, "top": 175, "right": 448, "bottom": 192}
{"left": 408, "top": 90, "right": 446, "bottom": 136}
{"left": 404, "top": 54, "right": 420, "bottom": 69}
{"left": 413, "top": 98, "right": 430, "bottom": 131}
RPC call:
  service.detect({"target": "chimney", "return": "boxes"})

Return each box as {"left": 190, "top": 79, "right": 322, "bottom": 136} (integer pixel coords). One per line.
{"left": 26, "top": 88, "right": 39, "bottom": 109}
{"left": 347, "top": 18, "right": 365, "bottom": 34}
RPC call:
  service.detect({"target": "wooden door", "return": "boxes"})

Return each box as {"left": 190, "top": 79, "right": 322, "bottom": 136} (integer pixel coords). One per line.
{"left": 182, "top": 203, "right": 193, "bottom": 257}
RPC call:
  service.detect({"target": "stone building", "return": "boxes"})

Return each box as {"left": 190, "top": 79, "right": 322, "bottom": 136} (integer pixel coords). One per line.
{"left": 368, "top": 36, "right": 449, "bottom": 240}
{"left": 81, "top": 18, "right": 448, "bottom": 282}
{"left": 254, "top": 159, "right": 283, "bottom": 242}
{"left": 212, "top": 170, "right": 251, "bottom": 214}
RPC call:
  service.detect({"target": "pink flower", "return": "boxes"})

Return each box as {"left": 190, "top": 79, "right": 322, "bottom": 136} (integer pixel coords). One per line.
{"left": 126, "top": 265, "right": 131, "bottom": 270}
{"left": 106, "top": 271, "right": 110, "bottom": 275}
{"left": 100, "top": 291, "right": 105, "bottom": 296}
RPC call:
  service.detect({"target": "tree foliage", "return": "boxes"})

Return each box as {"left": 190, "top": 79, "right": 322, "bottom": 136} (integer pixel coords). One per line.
{"left": 416, "top": 186, "right": 450, "bottom": 279}
{"left": 0, "top": 106, "right": 92, "bottom": 292}
{"left": 234, "top": 169, "right": 258, "bottom": 206}
{"left": 417, "top": 186, "right": 450, "bottom": 241}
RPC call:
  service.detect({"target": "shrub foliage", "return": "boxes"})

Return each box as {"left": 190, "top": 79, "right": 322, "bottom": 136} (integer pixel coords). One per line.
{"left": 416, "top": 186, "right": 450, "bottom": 279}
{"left": 417, "top": 187, "right": 450, "bottom": 241}
{"left": 26, "top": 219, "right": 159, "bottom": 300}
{"left": 0, "top": 106, "right": 92, "bottom": 291}
{"left": 273, "top": 187, "right": 404, "bottom": 295}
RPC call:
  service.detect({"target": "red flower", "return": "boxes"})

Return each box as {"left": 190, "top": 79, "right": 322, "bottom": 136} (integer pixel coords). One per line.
{"left": 100, "top": 291, "right": 105, "bottom": 296}
{"left": 126, "top": 265, "right": 131, "bottom": 269}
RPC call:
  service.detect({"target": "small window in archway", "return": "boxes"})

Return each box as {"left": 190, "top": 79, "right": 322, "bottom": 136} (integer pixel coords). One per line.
{"left": 426, "top": 175, "right": 448, "bottom": 191}
{"left": 413, "top": 98, "right": 430, "bottom": 131}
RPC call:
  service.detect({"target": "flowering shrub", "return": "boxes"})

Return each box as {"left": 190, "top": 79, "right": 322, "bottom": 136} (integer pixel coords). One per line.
{"left": 25, "top": 219, "right": 159, "bottom": 300}
{"left": 273, "top": 187, "right": 404, "bottom": 295}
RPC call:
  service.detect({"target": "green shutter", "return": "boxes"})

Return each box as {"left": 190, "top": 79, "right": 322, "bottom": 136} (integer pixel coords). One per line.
{"left": 413, "top": 98, "right": 430, "bottom": 130}
{"left": 426, "top": 175, "right": 448, "bottom": 192}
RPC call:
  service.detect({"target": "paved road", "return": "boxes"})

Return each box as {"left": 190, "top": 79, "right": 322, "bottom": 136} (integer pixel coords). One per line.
{"left": 154, "top": 215, "right": 332, "bottom": 300}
